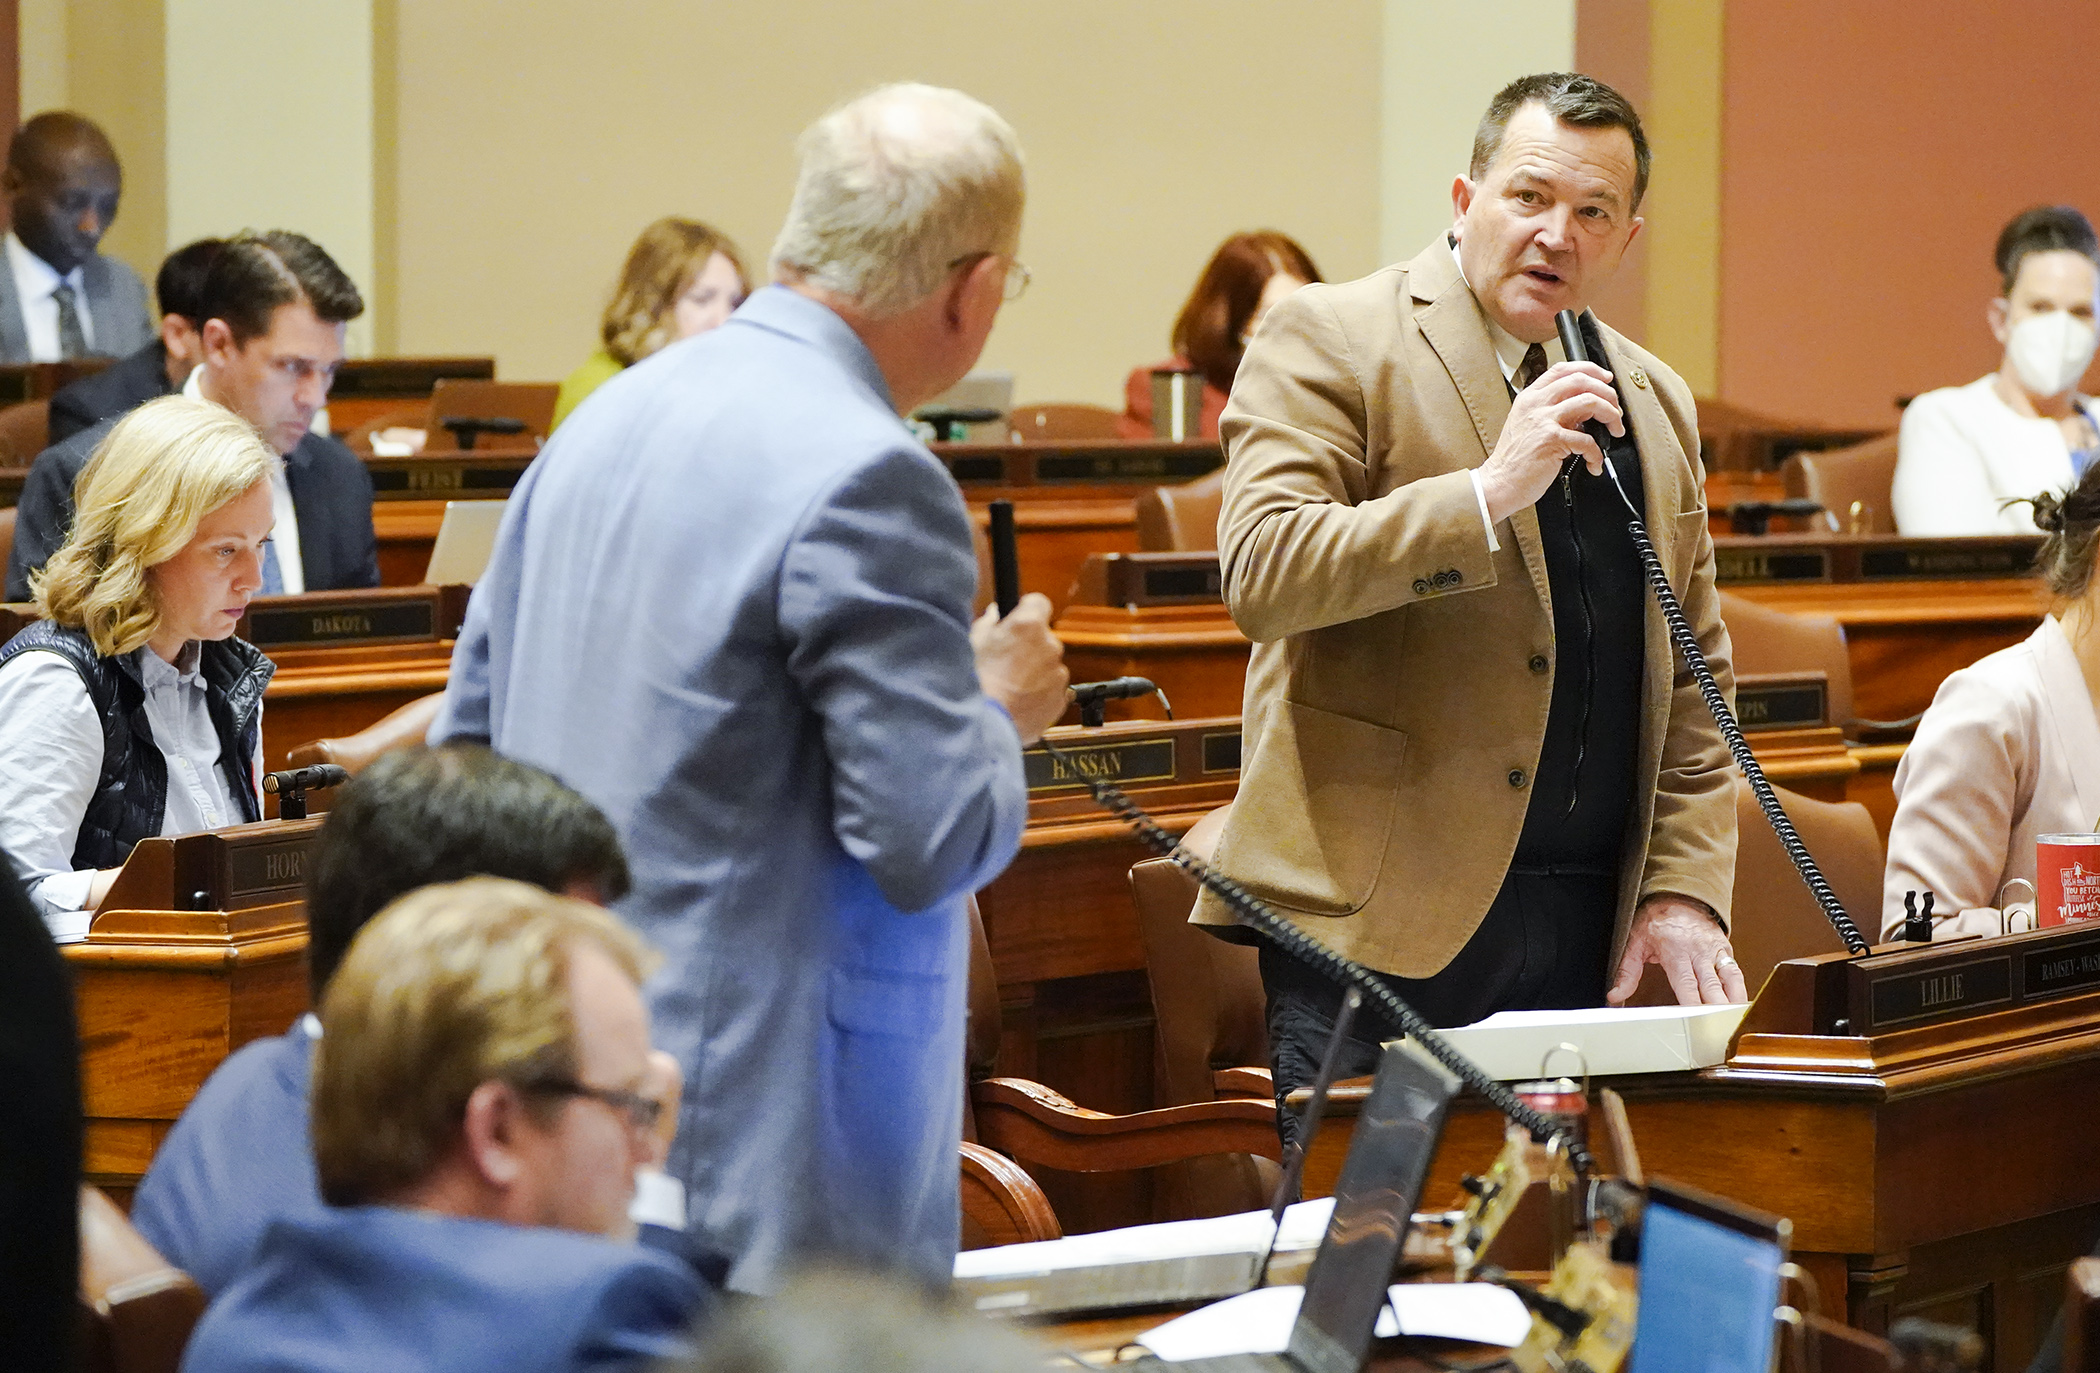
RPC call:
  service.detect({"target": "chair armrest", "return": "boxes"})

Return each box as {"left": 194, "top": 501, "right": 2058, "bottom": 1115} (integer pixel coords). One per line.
{"left": 971, "top": 1077, "right": 1281, "bottom": 1174}
{"left": 286, "top": 691, "right": 445, "bottom": 773}
{"left": 960, "top": 1140, "right": 1062, "bottom": 1248}
{"left": 1212, "top": 1067, "right": 1273, "bottom": 1098}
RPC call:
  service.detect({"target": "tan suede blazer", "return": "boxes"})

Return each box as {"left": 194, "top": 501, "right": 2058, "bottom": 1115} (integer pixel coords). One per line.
{"left": 1192, "top": 238, "right": 1737, "bottom": 979}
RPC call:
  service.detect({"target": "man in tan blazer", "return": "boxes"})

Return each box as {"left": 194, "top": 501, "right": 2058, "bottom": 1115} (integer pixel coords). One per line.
{"left": 1195, "top": 73, "right": 1741, "bottom": 1117}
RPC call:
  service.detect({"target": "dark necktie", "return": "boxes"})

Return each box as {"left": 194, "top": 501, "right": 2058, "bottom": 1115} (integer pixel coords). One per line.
{"left": 52, "top": 283, "right": 86, "bottom": 359}
{"left": 1516, "top": 342, "right": 1549, "bottom": 390}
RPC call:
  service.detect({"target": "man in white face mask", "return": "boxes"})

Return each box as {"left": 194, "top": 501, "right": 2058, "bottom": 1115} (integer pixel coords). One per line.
{"left": 1895, "top": 205, "right": 2100, "bottom": 535}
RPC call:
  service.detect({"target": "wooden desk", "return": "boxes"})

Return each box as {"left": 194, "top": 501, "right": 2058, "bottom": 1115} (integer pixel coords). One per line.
{"left": 68, "top": 821, "right": 317, "bottom": 1196}
{"left": 1300, "top": 931, "right": 2100, "bottom": 1370}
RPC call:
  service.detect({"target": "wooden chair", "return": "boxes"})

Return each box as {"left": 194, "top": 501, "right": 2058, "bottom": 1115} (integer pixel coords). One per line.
{"left": 285, "top": 692, "right": 445, "bottom": 773}
{"left": 76, "top": 1185, "right": 206, "bottom": 1373}
{"left": 971, "top": 1078, "right": 1281, "bottom": 1206}
{"left": 1728, "top": 777, "right": 1883, "bottom": 992}
{"left": 1134, "top": 467, "right": 1225, "bottom": 551}
{"left": 426, "top": 379, "right": 559, "bottom": 449}
{"left": 1007, "top": 403, "right": 1123, "bottom": 441}
{"left": 1719, "top": 591, "right": 1856, "bottom": 732}
{"left": 961, "top": 1140, "right": 1062, "bottom": 1249}
{"left": 1782, "top": 432, "right": 1899, "bottom": 535}
{"left": 1, "top": 506, "right": 14, "bottom": 587}
{"left": 0, "top": 399, "right": 49, "bottom": 463}
{"left": 2066, "top": 1256, "right": 2100, "bottom": 1373}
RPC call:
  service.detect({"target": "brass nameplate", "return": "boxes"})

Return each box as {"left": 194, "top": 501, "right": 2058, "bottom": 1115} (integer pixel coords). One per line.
{"left": 1716, "top": 548, "right": 1828, "bottom": 584}
{"left": 1036, "top": 450, "right": 1221, "bottom": 483}
{"left": 1737, "top": 682, "right": 1826, "bottom": 731}
{"left": 1143, "top": 563, "right": 1223, "bottom": 601}
{"left": 223, "top": 833, "right": 313, "bottom": 903}
{"left": 2021, "top": 931, "right": 2100, "bottom": 1003}
{"left": 366, "top": 461, "right": 527, "bottom": 499}
{"left": 949, "top": 456, "right": 1005, "bottom": 483}
{"left": 1859, "top": 544, "right": 2036, "bottom": 580}
{"left": 1024, "top": 739, "right": 1176, "bottom": 794}
{"left": 1201, "top": 729, "right": 1242, "bottom": 774}
{"left": 246, "top": 599, "right": 437, "bottom": 648}
{"left": 1867, "top": 954, "right": 2013, "bottom": 1029}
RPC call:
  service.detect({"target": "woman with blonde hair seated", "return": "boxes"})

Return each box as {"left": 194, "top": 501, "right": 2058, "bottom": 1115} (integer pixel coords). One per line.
{"left": 0, "top": 396, "right": 277, "bottom": 933}
{"left": 1882, "top": 460, "right": 2100, "bottom": 938}
{"left": 552, "top": 217, "right": 749, "bottom": 429}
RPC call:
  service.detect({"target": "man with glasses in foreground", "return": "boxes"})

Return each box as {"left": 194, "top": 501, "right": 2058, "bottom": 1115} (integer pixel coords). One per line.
{"left": 434, "top": 82, "right": 1068, "bottom": 1293}
{"left": 7, "top": 229, "right": 378, "bottom": 599}
{"left": 182, "top": 876, "right": 711, "bottom": 1373}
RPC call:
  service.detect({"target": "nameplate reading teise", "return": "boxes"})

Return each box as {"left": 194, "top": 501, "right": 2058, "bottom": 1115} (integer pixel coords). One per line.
{"left": 238, "top": 585, "right": 470, "bottom": 650}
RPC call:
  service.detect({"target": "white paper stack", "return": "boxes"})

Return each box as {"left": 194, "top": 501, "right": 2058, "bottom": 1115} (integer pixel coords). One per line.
{"left": 952, "top": 1198, "right": 1335, "bottom": 1316}
{"left": 1135, "top": 1282, "right": 1533, "bottom": 1358}
{"left": 1433, "top": 1003, "right": 1751, "bottom": 1080}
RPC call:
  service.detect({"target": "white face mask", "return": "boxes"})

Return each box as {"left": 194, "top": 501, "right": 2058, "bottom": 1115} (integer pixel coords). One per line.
{"left": 2007, "top": 310, "right": 2099, "bottom": 397}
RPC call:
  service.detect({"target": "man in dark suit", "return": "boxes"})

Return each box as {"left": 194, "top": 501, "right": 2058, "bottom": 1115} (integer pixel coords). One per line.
{"left": 0, "top": 111, "right": 153, "bottom": 362}
{"left": 179, "top": 877, "right": 711, "bottom": 1373}
{"left": 7, "top": 230, "right": 378, "bottom": 601}
{"left": 47, "top": 237, "right": 223, "bottom": 444}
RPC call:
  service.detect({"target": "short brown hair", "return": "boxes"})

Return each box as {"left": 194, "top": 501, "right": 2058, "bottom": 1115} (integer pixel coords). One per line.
{"left": 600, "top": 217, "right": 749, "bottom": 366}
{"left": 197, "top": 231, "right": 364, "bottom": 346}
{"left": 1995, "top": 206, "right": 2100, "bottom": 296}
{"left": 310, "top": 877, "right": 656, "bottom": 1207}
{"left": 1471, "top": 72, "right": 1650, "bottom": 211}
{"left": 1171, "top": 231, "right": 1322, "bottom": 394}
{"left": 2026, "top": 461, "right": 2100, "bottom": 601}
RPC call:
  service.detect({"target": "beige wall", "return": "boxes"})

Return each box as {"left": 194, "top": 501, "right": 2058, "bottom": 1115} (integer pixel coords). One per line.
{"left": 390, "top": 1, "right": 1383, "bottom": 402}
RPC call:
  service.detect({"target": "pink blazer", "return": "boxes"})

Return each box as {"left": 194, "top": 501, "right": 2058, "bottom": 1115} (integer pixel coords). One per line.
{"left": 1882, "top": 616, "right": 2100, "bottom": 936}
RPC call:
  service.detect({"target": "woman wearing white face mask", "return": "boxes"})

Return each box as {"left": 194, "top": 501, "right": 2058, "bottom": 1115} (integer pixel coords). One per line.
{"left": 1894, "top": 206, "right": 2100, "bottom": 535}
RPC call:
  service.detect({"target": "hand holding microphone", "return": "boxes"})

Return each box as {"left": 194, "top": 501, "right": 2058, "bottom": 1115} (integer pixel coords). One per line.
{"left": 1474, "top": 321, "right": 1624, "bottom": 525}
{"left": 974, "top": 500, "right": 1069, "bottom": 744}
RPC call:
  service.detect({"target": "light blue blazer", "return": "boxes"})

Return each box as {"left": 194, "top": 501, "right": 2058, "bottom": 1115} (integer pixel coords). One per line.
{"left": 434, "top": 286, "right": 1028, "bottom": 1293}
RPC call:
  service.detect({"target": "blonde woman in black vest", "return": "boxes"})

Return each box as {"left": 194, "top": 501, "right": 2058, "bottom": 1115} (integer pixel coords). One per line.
{"left": 0, "top": 396, "right": 276, "bottom": 936}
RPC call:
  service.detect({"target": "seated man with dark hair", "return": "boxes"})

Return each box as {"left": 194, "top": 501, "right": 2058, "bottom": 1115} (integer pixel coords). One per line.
{"left": 131, "top": 743, "right": 657, "bottom": 1297}
{"left": 46, "top": 236, "right": 223, "bottom": 444}
{"left": 6, "top": 228, "right": 379, "bottom": 600}
{"left": 181, "top": 877, "right": 709, "bottom": 1373}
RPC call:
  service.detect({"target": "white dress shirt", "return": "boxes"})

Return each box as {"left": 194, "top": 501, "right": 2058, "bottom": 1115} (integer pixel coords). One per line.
{"left": 1451, "top": 239, "right": 1568, "bottom": 554}
{"left": 6, "top": 231, "right": 96, "bottom": 362}
{"left": 0, "top": 641, "right": 261, "bottom": 936}
{"left": 1893, "top": 376, "right": 2099, "bottom": 536}
{"left": 184, "top": 366, "right": 304, "bottom": 591}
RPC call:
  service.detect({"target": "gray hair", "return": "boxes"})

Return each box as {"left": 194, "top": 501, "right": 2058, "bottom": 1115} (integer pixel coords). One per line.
{"left": 769, "top": 83, "right": 1025, "bottom": 319}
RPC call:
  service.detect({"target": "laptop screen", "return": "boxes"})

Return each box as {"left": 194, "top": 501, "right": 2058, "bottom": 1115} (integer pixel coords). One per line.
{"left": 1628, "top": 1179, "right": 1789, "bottom": 1373}
{"left": 1286, "top": 1044, "right": 1456, "bottom": 1373}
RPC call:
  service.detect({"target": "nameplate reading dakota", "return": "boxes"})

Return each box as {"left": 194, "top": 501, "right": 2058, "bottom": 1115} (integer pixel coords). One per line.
{"left": 1024, "top": 739, "right": 1177, "bottom": 794}
{"left": 245, "top": 599, "right": 438, "bottom": 648}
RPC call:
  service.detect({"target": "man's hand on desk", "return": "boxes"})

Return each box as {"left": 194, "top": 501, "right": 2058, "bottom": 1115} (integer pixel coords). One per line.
{"left": 1477, "top": 361, "right": 1624, "bottom": 524}
{"left": 1606, "top": 894, "right": 1748, "bottom": 1007}
{"left": 972, "top": 593, "right": 1070, "bottom": 745}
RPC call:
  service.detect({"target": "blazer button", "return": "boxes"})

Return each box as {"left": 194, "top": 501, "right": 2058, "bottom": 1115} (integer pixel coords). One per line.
{"left": 1529, "top": 654, "right": 1549, "bottom": 674}
{"left": 1507, "top": 768, "right": 1526, "bottom": 788}
{"left": 1413, "top": 578, "right": 1430, "bottom": 595}
{"left": 1446, "top": 568, "right": 1463, "bottom": 586}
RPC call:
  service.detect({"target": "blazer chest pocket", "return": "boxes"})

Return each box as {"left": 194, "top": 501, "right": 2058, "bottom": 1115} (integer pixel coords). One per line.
{"left": 1228, "top": 700, "right": 1407, "bottom": 917}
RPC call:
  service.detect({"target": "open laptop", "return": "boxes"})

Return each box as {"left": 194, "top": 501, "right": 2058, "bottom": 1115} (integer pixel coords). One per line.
{"left": 1627, "top": 1178, "right": 1792, "bottom": 1373}
{"left": 1137, "top": 1042, "right": 1459, "bottom": 1373}
{"left": 422, "top": 500, "right": 507, "bottom": 585}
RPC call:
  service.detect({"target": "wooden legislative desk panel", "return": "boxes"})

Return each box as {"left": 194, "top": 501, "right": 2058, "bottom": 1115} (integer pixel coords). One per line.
{"left": 323, "top": 356, "right": 495, "bottom": 434}
{"left": 1300, "top": 933, "right": 2100, "bottom": 1371}
{"left": 67, "top": 821, "right": 318, "bottom": 1196}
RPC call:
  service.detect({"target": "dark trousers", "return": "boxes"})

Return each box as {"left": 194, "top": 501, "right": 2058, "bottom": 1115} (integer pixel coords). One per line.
{"left": 1261, "top": 870, "right": 1617, "bottom": 1153}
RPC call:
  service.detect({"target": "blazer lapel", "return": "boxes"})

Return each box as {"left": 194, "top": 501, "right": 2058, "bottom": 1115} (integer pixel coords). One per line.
{"left": 0, "top": 259, "right": 31, "bottom": 364}
{"left": 1597, "top": 325, "right": 1682, "bottom": 580}
{"left": 2034, "top": 617, "right": 2100, "bottom": 829}
{"left": 283, "top": 438, "right": 325, "bottom": 587}
{"left": 1408, "top": 239, "right": 1550, "bottom": 598}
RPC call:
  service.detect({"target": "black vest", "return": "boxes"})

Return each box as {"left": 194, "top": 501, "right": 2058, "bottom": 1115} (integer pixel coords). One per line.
{"left": 1512, "top": 315, "right": 1649, "bottom": 871}
{"left": 0, "top": 622, "right": 273, "bottom": 870}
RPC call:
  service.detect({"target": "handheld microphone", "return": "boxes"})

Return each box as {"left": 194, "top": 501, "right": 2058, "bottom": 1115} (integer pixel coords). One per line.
{"left": 988, "top": 499, "right": 1020, "bottom": 617}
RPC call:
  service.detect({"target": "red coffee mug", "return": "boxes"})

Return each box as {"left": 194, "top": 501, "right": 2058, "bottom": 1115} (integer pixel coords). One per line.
{"left": 2037, "top": 833, "right": 2100, "bottom": 926}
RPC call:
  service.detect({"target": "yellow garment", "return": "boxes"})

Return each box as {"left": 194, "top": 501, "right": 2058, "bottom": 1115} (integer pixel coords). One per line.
{"left": 552, "top": 348, "right": 625, "bottom": 430}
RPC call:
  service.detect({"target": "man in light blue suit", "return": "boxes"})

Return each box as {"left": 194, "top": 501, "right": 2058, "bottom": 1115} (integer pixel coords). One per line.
{"left": 181, "top": 879, "right": 711, "bottom": 1373}
{"left": 433, "top": 82, "right": 1068, "bottom": 1293}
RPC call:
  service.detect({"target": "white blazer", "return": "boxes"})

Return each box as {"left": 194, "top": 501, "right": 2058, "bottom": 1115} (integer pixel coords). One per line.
{"left": 1882, "top": 616, "right": 2100, "bottom": 936}
{"left": 1893, "top": 377, "right": 2095, "bottom": 536}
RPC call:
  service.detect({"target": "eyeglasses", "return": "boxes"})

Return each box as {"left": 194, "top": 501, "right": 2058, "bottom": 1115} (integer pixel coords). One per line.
{"left": 949, "top": 252, "right": 1031, "bottom": 302}
{"left": 521, "top": 1077, "right": 664, "bottom": 1133}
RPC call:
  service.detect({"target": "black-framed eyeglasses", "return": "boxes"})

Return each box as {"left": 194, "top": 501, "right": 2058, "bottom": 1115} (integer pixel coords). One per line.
{"left": 948, "top": 252, "right": 1030, "bottom": 302}
{"left": 521, "top": 1077, "right": 663, "bottom": 1133}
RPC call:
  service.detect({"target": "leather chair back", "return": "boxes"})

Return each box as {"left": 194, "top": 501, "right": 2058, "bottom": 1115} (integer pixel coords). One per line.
{"left": 1719, "top": 591, "right": 1855, "bottom": 732}
{"left": 1729, "top": 778, "right": 1884, "bottom": 994}
{"left": 1782, "top": 433, "right": 1899, "bottom": 535}
{"left": 1007, "top": 403, "right": 1123, "bottom": 441}
{"left": 1134, "top": 468, "right": 1226, "bottom": 552}
{"left": 426, "top": 379, "right": 559, "bottom": 448}
{"left": 0, "top": 399, "right": 49, "bottom": 463}
{"left": 76, "top": 1185, "right": 205, "bottom": 1373}
{"left": 286, "top": 692, "right": 445, "bottom": 774}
